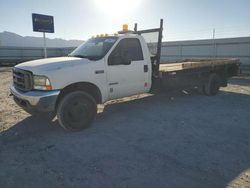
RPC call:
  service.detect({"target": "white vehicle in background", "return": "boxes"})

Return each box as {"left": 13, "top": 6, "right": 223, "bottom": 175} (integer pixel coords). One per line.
{"left": 10, "top": 20, "right": 240, "bottom": 131}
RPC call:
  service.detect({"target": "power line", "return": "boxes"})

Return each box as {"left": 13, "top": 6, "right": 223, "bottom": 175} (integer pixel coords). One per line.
{"left": 165, "top": 25, "right": 250, "bottom": 41}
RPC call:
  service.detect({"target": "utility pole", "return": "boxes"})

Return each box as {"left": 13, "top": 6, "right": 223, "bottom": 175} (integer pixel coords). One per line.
{"left": 212, "top": 28, "right": 216, "bottom": 58}
{"left": 213, "top": 28, "right": 215, "bottom": 40}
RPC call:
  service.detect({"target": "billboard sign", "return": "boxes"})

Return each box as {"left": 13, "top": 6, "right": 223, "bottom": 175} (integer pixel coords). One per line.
{"left": 32, "top": 13, "right": 54, "bottom": 33}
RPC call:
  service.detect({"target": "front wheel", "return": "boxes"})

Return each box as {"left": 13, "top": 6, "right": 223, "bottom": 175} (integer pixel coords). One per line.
{"left": 57, "top": 91, "right": 97, "bottom": 131}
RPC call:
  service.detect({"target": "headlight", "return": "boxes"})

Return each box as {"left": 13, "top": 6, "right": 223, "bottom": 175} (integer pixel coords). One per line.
{"left": 33, "top": 75, "right": 52, "bottom": 91}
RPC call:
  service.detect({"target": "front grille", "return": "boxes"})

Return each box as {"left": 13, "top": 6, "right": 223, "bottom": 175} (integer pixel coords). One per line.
{"left": 13, "top": 68, "right": 33, "bottom": 91}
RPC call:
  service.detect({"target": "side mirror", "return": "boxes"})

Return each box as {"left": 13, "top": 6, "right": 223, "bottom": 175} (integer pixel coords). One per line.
{"left": 108, "top": 51, "right": 131, "bottom": 66}
{"left": 122, "top": 58, "right": 131, "bottom": 65}
{"left": 108, "top": 53, "right": 122, "bottom": 65}
{"left": 121, "top": 52, "right": 131, "bottom": 65}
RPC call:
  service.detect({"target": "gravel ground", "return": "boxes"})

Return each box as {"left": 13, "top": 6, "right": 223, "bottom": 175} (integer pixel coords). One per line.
{"left": 0, "top": 67, "right": 250, "bottom": 188}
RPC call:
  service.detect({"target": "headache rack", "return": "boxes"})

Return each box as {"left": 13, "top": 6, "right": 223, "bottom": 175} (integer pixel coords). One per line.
{"left": 12, "top": 68, "right": 33, "bottom": 91}
{"left": 133, "top": 19, "right": 164, "bottom": 76}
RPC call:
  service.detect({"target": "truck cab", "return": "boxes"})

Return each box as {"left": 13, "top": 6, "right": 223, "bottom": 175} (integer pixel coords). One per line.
{"left": 10, "top": 24, "right": 160, "bottom": 131}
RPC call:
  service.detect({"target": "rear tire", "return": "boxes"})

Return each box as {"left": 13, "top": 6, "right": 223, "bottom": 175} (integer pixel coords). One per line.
{"left": 204, "top": 73, "right": 221, "bottom": 96}
{"left": 57, "top": 91, "right": 97, "bottom": 131}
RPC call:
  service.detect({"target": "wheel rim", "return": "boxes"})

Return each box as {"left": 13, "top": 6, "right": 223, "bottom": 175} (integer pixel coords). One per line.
{"left": 63, "top": 97, "right": 91, "bottom": 130}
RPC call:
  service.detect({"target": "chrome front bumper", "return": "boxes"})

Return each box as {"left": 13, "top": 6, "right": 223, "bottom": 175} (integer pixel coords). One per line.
{"left": 10, "top": 84, "right": 60, "bottom": 112}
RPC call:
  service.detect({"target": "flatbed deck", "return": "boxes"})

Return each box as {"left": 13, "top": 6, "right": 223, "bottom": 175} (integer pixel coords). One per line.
{"left": 159, "top": 59, "right": 240, "bottom": 72}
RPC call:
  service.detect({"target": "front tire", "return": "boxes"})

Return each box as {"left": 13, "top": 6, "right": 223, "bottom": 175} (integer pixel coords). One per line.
{"left": 57, "top": 91, "right": 97, "bottom": 131}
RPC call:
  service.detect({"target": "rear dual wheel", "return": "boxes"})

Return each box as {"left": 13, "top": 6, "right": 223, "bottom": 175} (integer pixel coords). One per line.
{"left": 57, "top": 91, "right": 97, "bottom": 131}
{"left": 205, "top": 73, "right": 221, "bottom": 96}
{"left": 199, "top": 73, "right": 221, "bottom": 96}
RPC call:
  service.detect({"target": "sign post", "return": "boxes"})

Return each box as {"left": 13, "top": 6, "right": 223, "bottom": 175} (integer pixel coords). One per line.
{"left": 43, "top": 32, "right": 47, "bottom": 58}
{"left": 32, "top": 13, "right": 54, "bottom": 58}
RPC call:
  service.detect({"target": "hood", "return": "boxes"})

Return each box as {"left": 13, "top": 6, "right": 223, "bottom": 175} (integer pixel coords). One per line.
{"left": 15, "top": 57, "right": 90, "bottom": 74}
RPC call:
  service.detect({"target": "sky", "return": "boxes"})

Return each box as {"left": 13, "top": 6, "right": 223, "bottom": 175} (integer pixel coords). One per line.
{"left": 0, "top": 0, "right": 250, "bottom": 41}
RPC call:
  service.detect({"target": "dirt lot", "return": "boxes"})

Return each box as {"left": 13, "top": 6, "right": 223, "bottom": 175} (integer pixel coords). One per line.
{"left": 0, "top": 67, "right": 250, "bottom": 188}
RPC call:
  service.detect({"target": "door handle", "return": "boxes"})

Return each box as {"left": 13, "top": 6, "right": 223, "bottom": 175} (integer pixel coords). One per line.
{"left": 144, "top": 65, "right": 148, "bottom": 72}
{"left": 109, "top": 82, "right": 119, "bottom": 86}
{"left": 95, "top": 70, "right": 104, "bottom": 74}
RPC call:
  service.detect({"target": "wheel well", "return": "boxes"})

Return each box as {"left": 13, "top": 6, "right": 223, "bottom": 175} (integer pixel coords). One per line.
{"left": 56, "top": 82, "right": 102, "bottom": 109}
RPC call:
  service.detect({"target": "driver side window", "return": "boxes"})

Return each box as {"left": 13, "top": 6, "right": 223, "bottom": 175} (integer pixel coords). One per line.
{"left": 108, "top": 38, "right": 143, "bottom": 66}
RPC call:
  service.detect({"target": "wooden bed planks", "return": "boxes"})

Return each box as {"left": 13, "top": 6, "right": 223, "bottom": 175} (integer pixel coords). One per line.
{"left": 159, "top": 58, "right": 240, "bottom": 72}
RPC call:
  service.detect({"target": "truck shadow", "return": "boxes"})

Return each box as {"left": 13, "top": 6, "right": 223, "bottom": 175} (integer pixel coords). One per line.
{"left": 0, "top": 116, "right": 63, "bottom": 145}
{"left": 1, "top": 89, "right": 250, "bottom": 188}
{"left": 229, "top": 77, "right": 250, "bottom": 87}
{"left": 1, "top": 90, "right": 191, "bottom": 142}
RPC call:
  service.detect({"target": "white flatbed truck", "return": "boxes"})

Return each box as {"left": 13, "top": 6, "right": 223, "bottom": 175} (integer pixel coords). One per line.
{"left": 10, "top": 19, "right": 240, "bottom": 131}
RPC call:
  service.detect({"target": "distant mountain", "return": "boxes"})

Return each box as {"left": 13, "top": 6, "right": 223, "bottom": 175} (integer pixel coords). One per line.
{"left": 0, "top": 31, "right": 84, "bottom": 48}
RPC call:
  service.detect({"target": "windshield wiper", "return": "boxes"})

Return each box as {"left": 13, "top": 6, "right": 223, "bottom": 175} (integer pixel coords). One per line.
{"left": 69, "top": 55, "right": 91, "bottom": 59}
{"left": 68, "top": 54, "right": 101, "bottom": 61}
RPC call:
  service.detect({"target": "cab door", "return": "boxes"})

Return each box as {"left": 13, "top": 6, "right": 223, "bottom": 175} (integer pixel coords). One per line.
{"left": 106, "top": 38, "right": 150, "bottom": 100}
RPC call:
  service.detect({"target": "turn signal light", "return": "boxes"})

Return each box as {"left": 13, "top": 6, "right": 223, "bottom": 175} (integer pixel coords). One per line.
{"left": 45, "top": 85, "right": 52, "bottom": 91}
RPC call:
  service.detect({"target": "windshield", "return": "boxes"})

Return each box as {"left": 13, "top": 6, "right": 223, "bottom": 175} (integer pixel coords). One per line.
{"left": 69, "top": 37, "right": 118, "bottom": 61}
